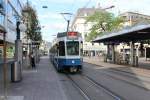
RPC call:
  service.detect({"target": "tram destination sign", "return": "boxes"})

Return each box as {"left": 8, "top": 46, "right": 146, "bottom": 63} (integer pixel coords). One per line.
{"left": 67, "top": 32, "right": 78, "bottom": 39}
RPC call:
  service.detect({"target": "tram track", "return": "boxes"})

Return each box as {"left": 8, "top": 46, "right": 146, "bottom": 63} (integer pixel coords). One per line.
{"left": 84, "top": 63, "right": 150, "bottom": 91}
{"left": 84, "top": 62, "right": 150, "bottom": 79}
{"left": 66, "top": 74, "right": 91, "bottom": 100}
{"left": 81, "top": 74, "right": 123, "bottom": 100}
{"left": 66, "top": 73, "right": 124, "bottom": 100}
{"left": 85, "top": 65, "right": 150, "bottom": 91}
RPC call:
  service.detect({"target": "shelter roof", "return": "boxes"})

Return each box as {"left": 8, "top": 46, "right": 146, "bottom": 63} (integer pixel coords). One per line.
{"left": 93, "top": 24, "right": 150, "bottom": 43}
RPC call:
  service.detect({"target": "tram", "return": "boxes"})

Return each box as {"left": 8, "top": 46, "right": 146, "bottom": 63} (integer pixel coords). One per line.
{"left": 49, "top": 31, "right": 83, "bottom": 73}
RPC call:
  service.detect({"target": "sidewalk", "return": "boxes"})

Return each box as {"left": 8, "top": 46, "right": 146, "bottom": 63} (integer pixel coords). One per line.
{"left": 0, "top": 56, "right": 67, "bottom": 100}
{"left": 83, "top": 56, "right": 150, "bottom": 77}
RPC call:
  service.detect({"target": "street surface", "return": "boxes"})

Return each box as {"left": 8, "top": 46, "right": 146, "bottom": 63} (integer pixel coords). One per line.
{"left": 0, "top": 56, "right": 67, "bottom": 100}
{"left": 1, "top": 56, "right": 150, "bottom": 100}
{"left": 58, "top": 57, "right": 150, "bottom": 100}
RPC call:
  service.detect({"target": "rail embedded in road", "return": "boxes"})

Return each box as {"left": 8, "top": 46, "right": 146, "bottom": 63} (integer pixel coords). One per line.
{"left": 66, "top": 73, "right": 123, "bottom": 100}
{"left": 81, "top": 74, "right": 123, "bottom": 100}
{"left": 66, "top": 75, "right": 91, "bottom": 100}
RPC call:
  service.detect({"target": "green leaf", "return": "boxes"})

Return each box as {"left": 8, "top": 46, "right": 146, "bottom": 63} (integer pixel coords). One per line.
{"left": 85, "top": 11, "right": 124, "bottom": 41}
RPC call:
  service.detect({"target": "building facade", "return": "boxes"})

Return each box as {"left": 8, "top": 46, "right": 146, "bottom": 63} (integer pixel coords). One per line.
{"left": 71, "top": 8, "right": 106, "bottom": 56}
{"left": 39, "top": 41, "right": 51, "bottom": 56}
{"left": 117, "top": 12, "right": 150, "bottom": 56}
{"left": 0, "top": 0, "right": 24, "bottom": 59}
{"left": 119, "top": 12, "right": 150, "bottom": 27}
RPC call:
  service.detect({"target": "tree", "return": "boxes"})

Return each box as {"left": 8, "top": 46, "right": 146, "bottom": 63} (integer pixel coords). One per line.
{"left": 22, "top": 3, "right": 42, "bottom": 43}
{"left": 85, "top": 11, "right": 124, "bottom": 41}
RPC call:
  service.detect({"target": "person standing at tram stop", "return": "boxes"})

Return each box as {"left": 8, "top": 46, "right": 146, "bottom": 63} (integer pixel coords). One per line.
{"left": 30, "top": 52, "right": 36, "bottom": 69}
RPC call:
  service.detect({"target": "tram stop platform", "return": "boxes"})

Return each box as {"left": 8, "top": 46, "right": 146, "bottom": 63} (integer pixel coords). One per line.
{"left": 0, "top": 56, "right": 67, "bottom": 100}
{"left": 83, "top": 56, "right": 150, "bottom": 77}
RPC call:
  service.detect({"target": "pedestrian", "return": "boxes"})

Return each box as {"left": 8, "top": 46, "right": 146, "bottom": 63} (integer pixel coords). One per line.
{"left": 30, "top": 52, "right": 36, "bottom": 69}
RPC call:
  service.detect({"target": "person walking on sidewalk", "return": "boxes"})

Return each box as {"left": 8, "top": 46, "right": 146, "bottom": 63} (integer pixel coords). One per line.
{"left": 30, "top": 52, "right": 36, "bottom": 69}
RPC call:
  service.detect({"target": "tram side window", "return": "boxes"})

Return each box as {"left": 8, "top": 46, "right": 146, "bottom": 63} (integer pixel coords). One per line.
{"left": 59, "top": 41, "right": 65, "bottom": 56}
{"left": 80, "top": 41, "right": 83, "bottom": 56}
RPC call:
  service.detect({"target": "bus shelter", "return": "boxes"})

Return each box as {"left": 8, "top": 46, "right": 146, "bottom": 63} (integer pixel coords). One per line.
{"left": 93, "top": 24, "right": 150, "bottom": 66}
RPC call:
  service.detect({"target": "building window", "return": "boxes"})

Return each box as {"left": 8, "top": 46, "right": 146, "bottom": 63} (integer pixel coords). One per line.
{"left": 17, "top": 1, "right": 22, "bottom": 15}
{"left": 11, "top": 0, "right": 18, "bottom": 8}
{"left": 84, "top": 13, "right": 87, "bottom": 16}
{"left": 0, "top": 14, "right": 4, "bottom": 26}
{"left": 0, "top": 0, "right": 4, "bottom": 10}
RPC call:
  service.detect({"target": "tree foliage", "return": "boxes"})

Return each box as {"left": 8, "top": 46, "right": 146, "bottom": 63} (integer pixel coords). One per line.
{"left": 85, "top": 11, "right": 124, "bottom": 41}
{"left": 22, "top": 3, "right": 42, "bottom": 42}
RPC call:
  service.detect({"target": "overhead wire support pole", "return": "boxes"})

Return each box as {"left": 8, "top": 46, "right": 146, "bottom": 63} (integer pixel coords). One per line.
{"left": 66, "top": 20, "right": 70, "bottom": 33}
{"left": 60, "top": 12, "right": 73, "bottom": 32}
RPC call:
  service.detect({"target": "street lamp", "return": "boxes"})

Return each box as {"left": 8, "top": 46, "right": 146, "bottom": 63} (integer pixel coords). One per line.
{"left": 42, "top": 5, "right": 48, "bottom": 8}
{"left": 102, "top": 5, "right": 115, "bottom": 10}
{"left": 60, "top": 12, "right": 73, "bottom": 32}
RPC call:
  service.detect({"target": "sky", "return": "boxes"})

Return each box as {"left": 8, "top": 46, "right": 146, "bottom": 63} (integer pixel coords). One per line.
{"left": 26, "top": 0, "right": 150, "bottom": 42}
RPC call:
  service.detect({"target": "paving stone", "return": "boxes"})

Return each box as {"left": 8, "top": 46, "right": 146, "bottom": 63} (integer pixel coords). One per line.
{"left": 0, "top": 96, "right": 24, "bottom": 100}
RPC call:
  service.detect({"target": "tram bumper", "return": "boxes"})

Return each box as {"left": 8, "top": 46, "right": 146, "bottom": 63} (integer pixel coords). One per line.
{"left": 58, "top": 58, "right": 82, "bottom": 69}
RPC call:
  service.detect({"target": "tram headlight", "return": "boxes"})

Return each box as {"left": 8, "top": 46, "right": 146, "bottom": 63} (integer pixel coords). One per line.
{"left": 72, "top": 60, "right": 75, "bottom": 64}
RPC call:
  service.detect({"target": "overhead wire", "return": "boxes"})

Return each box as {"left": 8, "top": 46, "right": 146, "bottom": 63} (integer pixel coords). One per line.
{"left": 70, "top": 0, "right": 77, "bottom": 12}
{"left": 83, "top": 0, "right": 92, "bottom": 8}
{"left": 68, "top": 0, "right": 93, "bottom": 23}
{"left": 70, "top": 0, "right": 92, "bottom": 26}
{"left": 75, "top": 0, "right": 92, "bottom": 17}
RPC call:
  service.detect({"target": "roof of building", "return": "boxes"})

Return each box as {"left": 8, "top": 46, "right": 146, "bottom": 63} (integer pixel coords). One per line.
{"left": 76, "top": 8, "right": 102, "bottom": 17}
{"left": 119, "top": 12, "right": 150, "bottom": 18}
{"left": 71, "top": 7, "right": 103, "bottom": 28}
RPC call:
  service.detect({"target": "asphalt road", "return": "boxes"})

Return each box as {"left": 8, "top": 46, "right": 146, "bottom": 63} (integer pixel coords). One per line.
{"left": 57, "top": 62, "right": 150, "bottom": 100}
{"left": 2, "top": 57, "right": 150, "bottom": 100}
{"left": 83, "top": 62, "right": 150, "bottom": 100}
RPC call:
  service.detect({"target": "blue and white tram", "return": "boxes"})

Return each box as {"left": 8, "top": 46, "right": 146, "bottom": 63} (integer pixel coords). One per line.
{"left": 49, "top": 31, "right": 83, "bottom": 73}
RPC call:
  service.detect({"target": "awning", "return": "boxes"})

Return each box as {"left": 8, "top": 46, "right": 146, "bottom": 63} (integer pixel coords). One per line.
{"left": 93, "top": 24, "right": 150, "bottom": 43}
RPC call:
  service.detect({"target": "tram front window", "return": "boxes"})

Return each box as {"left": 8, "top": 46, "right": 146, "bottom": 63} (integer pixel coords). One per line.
{"left": 67, "top": 41, "right": 79, "bottom": 55}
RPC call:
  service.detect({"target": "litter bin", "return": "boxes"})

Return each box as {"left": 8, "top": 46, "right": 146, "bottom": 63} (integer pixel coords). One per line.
{"left": 11, "top": 61, "right": 22, "bottom": 82}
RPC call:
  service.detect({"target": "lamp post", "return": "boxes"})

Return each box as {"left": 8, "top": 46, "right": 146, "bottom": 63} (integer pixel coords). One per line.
{"left": 1, "top": 0, "right": 8, "bottom": 99}
{"left": 2, "top": 32, "right": 7, "bottom": 100}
